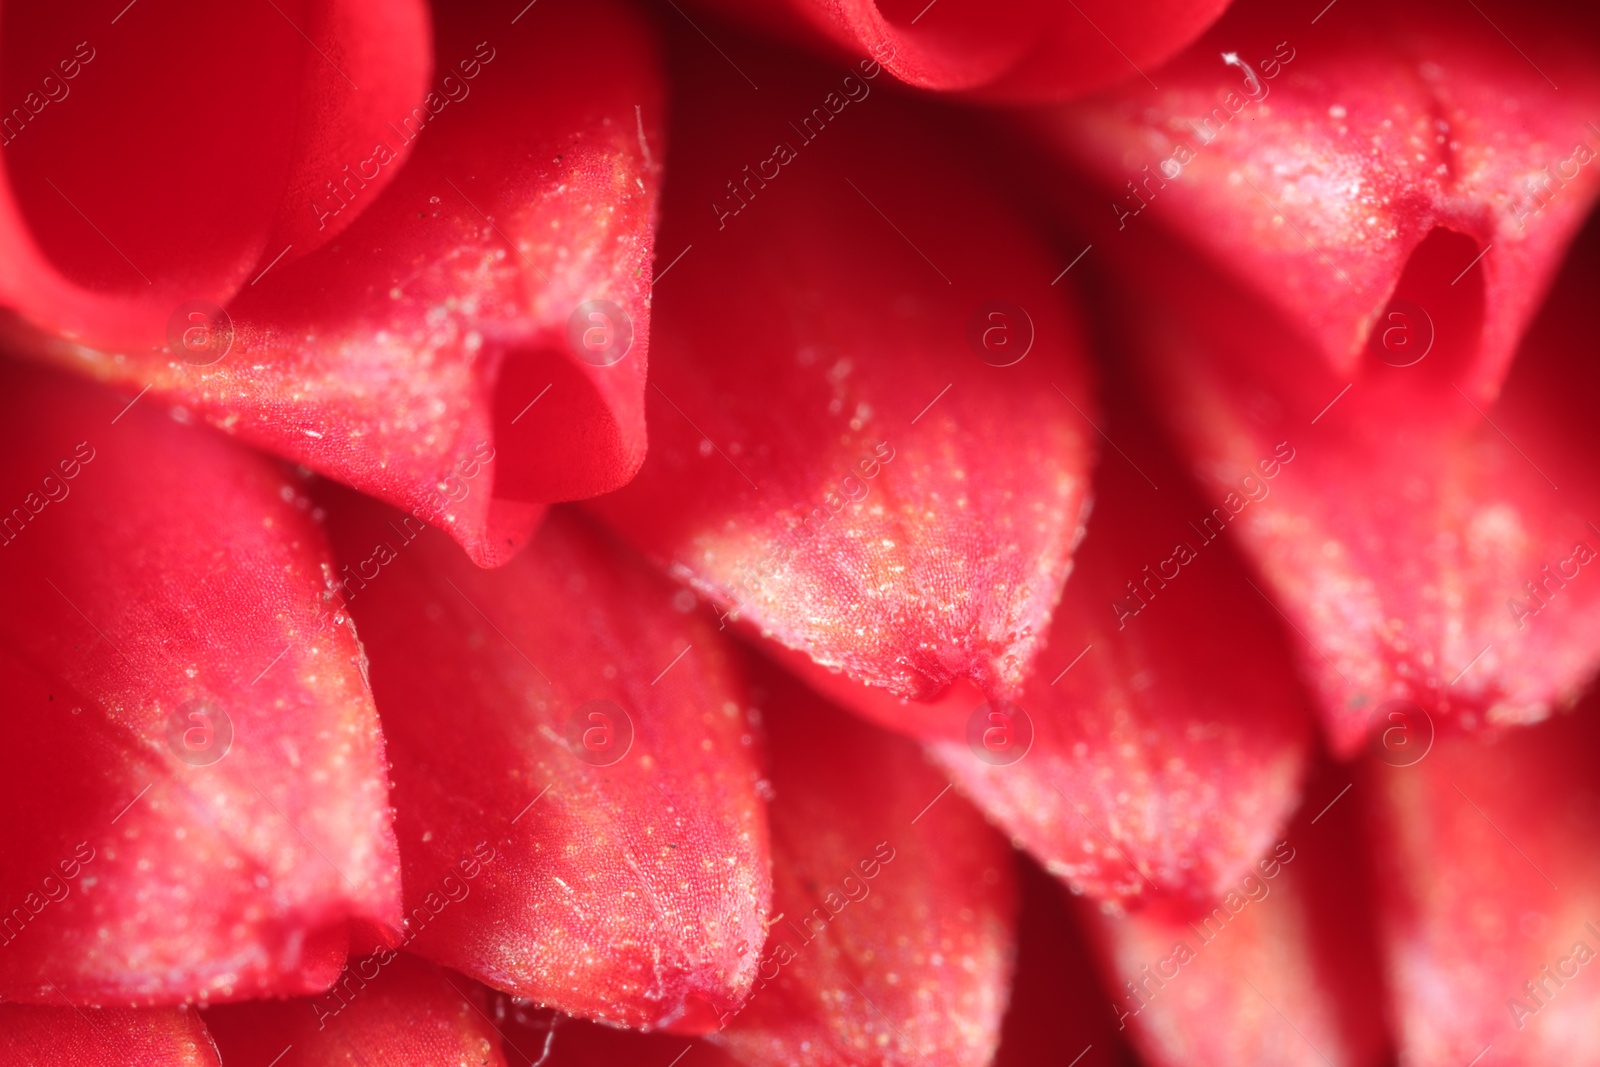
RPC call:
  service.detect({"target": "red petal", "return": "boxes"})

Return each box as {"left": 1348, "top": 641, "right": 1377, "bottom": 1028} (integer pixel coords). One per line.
{"left": 1366, "top": 708, "right": 1600, "bottom": 1064}
{"left": 1035, "top": 0, "right": 1600, "bottom": 394}
{"left": 590, "top": 41, "right": 1094, "bottom": 711}
{"left": 328, "top": 498, "right": 769, "bottom": 1031}
{"left": 0, "top": 363, "right": 399, "bottom": 1004}
{"left": 18, "top": 0, "right": 663, "bottom": 566}
{"left": 709, "top": 665, "right": 1016, "bottom": 1067}
{"left": 255, "top": 0, "right": 430, "bottom": 259}
{"left": 204, "top": 954, "right": 506, "bottom": 1066}
{"left": 0, "top": 0, "right": 427, "bottom": 349}
{"left": 920, "top": 382, "right": 1313, "bottom": 903}
{"left": 0, "top": 1004, "right": 218, "bottom": 1066}
{"left": 686, "top": 0, "right": 1228, "bottom": 100}
{"left": 1081, "top": 173, "right": 1600, "bottom": 751}
{"left": 1085, "top": 759, "right": 1389, "bottom": 1066}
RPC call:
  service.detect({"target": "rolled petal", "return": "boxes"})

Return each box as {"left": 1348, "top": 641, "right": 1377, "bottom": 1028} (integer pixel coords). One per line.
{"left": 590, "top": 42, "right": 1094, "bottom": 713}
{"left": 686, "top": 0, "right": 1229, "bottom": 100}
{"left": 1366, "top": 707, "right": 1600, "bottom": 1065}
{"left": 1035, "top": 0, "right": 1600, "bottom": 394}
{"left": 19, "top": 0, "right": 663, "bottom": 566}
{"left": 709, "top": 665, "right": 1016, "bottom": 1067}
{"left": 1083, "top": 176, "right": 1600, "bottom": 750}
{"left": 921, "top": 382, "right": 1312, "bottom": 904}
{"left": 203, "top": 953, "right": 505, "bottom": 1067}
{"left": 328, "top": 498, "right": 769, "bottom": 1031}
{"left": 0, "top": 0, "right": 427, "bottom": 349}
{"left": 0, "top": 363, "right": 399, "bottom": 1004}
{"left": 257, "top": 0, "right": 430, "bottom": 257}
{"left": 0, "top": 1004, "right": 218, "bottom": 1066}
{"left": 1086, "top": 760, "right": 1390, "bottom": 1066}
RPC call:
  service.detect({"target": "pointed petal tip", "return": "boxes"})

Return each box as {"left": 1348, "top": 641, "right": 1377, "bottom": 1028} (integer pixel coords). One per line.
{"left": 593, "top": 42, "right": 1096, "bottom": 717}
{"left": 1038, "top": 0, "right": 1600, "bottom": 398}
{"left": 10, "top": 0, "right": 663, "bottom": 570}
{"left": 327, "top": 498, "right": 771, "bottom": 1031}
{"left": 0, "top": 362, "right": 399, "bottom": 1006}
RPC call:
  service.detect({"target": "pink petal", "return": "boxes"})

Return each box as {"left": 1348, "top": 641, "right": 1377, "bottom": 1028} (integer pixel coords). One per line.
{"left": 1034, "top": 0, "right": 1600, "bottom": 395}
{"left": 709, "top": 664, "right": 1016, "bottom": 1067}
{"left": 0, "top": 1004, "right": 218, "bottom": 1066}
{"left": 0, "top": 0, "right": 427, "bottom": 349}
{"left": 327, "top": 497, "right": 769, "bottom": 1031}
{"left": 17, "top": 0, "right": 663, "bottom": 566}
{"left": 590, "top": 40, "right": 1094, "bottom": 711}
{"left": 687, "top": 0, "right": 1229, "bottom": 100}
{"left": 1085, "top": 759, "right": 1389, "bottom": 1065}
{"left": 921, "top": 382, "right": 1313, "bottom": 903}
{"left": 1077, "top": 191, "right": 1600, "bottom": 751}
{"left": 0, "top": 363, "right": 398, "bottom": 1004}
{"left": 1366, "top": 706, "right": 1600, "bottom": 1064}
{"left": 204, "top": 953, "right": 506, "bottom": 1066}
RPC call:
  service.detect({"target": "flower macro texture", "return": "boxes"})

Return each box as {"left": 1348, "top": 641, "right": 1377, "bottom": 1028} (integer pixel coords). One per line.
{"left": 0, "top": 0, "right": 1597, "bottom": 1065}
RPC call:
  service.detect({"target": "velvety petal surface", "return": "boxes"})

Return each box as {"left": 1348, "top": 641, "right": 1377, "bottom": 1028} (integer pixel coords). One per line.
{"left": 591, "top": 39, "right": 1094, "bottom": 718}
{"left": 1035, "top": 0, "right": 1600, "bottom": 394}
{"left": 1366, "top": 707, "right": 1600, "bottom": 1065}
{"left": 1029, "top": 0, "right": 1600, "bottom": 752}
{"left": 0, "top": 363, "right": 399, "bottom": 1005}
{"left": 19, "top": 0, "right": 663, "bottom": 566}
{"left": 688, "top": 0, "right": 1230, "bottom": 100}
{"left": 921, "top": 375, "right": 1312, "bottom": 904}
{"left": 0, "top": 1004, "right": 218, "bottom": 1067}
{"left": 1087, "top": 759, "right": 1390, "bottom": 1066}
{"left": 1087, "top": 188, "right": 1600, "bottom": 752}
{"left": 709, "top": 664, "right": 1016, "bottom": 1067}
{"left": 328, "top": 498, "right": 769, "bottom": 1031}
{"left": 204, "top": 954, "right": 506, "bottom": 1067}
{"left": 0, "top": 0, "right": 427, "bottom": 349}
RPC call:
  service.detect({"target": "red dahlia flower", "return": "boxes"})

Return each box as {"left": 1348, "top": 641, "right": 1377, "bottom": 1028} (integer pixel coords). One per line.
{"left": 1, "top": 0, "right": 1597, "bottom": 1064}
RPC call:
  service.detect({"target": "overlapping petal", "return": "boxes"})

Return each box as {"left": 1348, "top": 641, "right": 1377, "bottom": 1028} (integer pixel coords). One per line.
{"left": 0, "top": 1004, "right": 218, "bottom": 1066}
{"left": 1366, "top": 706, "right": 1600, "bottom": 1064}
{"left": 0, "top": 0, "right": 1595, "bottom": 1059}
{"left": 0, "top": 364, "right": 398, "bottom": 1006}
{"left": 921, "top": 382, "right": 1312, "bottom": 904}
{"left": 15, "top": 0, "right": 663, "bottom": 566}
{"left": 204, "top": 953, "right": 506, "bottom": 1067}
{"left": 687, "top": 0, "right": 1230, "bottom": 100}
{"left": 591, "top": 39, "right": 1094, "bottom": 717}
{"left": 710, "top": 665, "right": 1016, "bottom": 1067}
{"left": 0, "top": 0, "right": 428, "bottom": 350}
{"left": 1035, "top": 0, "right": 1600, "bottom": 394}
{"left": 1075, "top": 185, "right": 1600, "bottom": 751}
{"left": 1029, "top": 0, "right": 1600, "bottom": 750}
{"left": 328, "top": 498, "right": 769, "bottom": 1031}
{"left": 1086, "top": 761, "right": 1389, "bottom": 1066}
